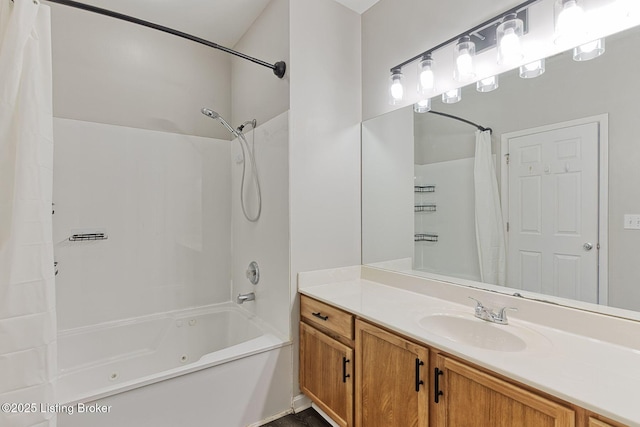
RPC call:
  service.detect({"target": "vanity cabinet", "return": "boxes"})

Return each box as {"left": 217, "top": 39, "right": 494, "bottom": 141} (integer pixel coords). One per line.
{"left": 433, "top": 354, "right": 575, "bottom": 427}
{"left": 299, "top": 295, "right": 629, "bottom": 427}
{"left": 299, "top": 296, "right": 354, "bottom": 427}
{"left": 355, "top": 319, "right": 429, "bottom": 427}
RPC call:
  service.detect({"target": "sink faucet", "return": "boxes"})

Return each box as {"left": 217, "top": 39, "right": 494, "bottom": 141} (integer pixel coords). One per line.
{"left": 468, "top": 297, "right": 517, "bottom": 325}
{"left": 237, "top": 292, "right": 255, "bottom": 304}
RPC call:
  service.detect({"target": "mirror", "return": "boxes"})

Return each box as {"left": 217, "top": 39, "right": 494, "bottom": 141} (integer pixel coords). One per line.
{"left": 362, "top": 25, "right": 640, "bottom": 316}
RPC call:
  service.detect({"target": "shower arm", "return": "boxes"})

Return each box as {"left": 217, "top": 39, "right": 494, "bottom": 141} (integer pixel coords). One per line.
{"left": 42, "top": 0, "right": 287, "bottom": 79}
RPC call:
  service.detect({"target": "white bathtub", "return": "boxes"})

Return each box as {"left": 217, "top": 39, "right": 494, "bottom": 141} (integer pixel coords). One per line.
{"left": 57, "top": 303, "right": 293, "bottom": 427}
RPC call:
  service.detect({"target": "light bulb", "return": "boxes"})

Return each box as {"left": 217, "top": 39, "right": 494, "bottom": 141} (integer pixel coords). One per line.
{"left": 389, "top": 70, "right": 404, "bottom": 104}
{"left": 391, "top": 80, "right": 403, "bottom": 99}
{"left": 442, "top": 88, "right": 462, "bottom": 104}
{"left": 573, "top": 38, "right": 605, "bottom": 61}
{"left": 454, "top": 36, "right": 476, "bottom": 82}
{"left": 456, "top": 52, "right": 473, "bottom": 75}
{"left": 477, "top": 75, "right": 499, "bottom": 93}
{"left": 555, "top": 0, "right": 586, "bottom": 46}
{"left": 497, "top": 14, "right": 524, "bottom": 65}
{"left": 500, "top": 30, "right": 521, "bottom": 61}
{"left": 414, "top": 98, "right": 432, "bottom": 113}
{"left": 519, "top": 59, "right": 545, "bottom": 78}
{"left": 418, "top": 55, "right": 435, "bottom": 94}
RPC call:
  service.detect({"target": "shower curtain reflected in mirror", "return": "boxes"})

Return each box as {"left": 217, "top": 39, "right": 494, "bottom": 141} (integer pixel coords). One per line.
{"left": 474, "top": 130, "right": 506, "bottom": 286}
{"left": 0, "top": 1, "right": 56, "bottom": 426}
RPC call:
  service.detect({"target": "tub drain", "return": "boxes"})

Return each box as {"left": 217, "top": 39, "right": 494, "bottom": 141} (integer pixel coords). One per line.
{"left": 109, "top": 372, "right": 119, "bottom": 381}
{"left": 180, "top": 354, "right": 189, "bottom": 363}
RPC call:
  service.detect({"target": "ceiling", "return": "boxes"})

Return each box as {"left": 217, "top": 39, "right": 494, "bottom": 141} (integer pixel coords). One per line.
{"left": 50, "top": 0, "right": 381, "bottom": 48}
{"left": 333, "top": 0, "right": 381, "bottom": 14}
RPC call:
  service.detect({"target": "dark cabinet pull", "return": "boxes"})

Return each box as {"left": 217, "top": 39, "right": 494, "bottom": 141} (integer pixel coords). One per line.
{"left": 342, "top": 357, "right": 351, "bottom": 383}
{"left": 415, "top": 358, "right": 424, "bottom": 392}
{"left": 312, "top": 312, "right": 329, "bottom": 321}
{"left": 434, "top": 368, "right": 444, "bottom": 403}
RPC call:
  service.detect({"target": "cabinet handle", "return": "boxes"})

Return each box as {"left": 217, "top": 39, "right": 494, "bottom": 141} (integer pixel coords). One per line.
{"left": 434, "top": 368, "right": 444, "bottom": 403}
{"left": 415, "top": 358, "right": 424, "bottom": 392}
{"left": 342, "top": 357, "right": 351, "bottom": 383}
{"left": 312, "top": 312, "right": 329, "bottom": 321}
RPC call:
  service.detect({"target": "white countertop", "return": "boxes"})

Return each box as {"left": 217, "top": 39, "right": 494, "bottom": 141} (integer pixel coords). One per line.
{"left": 298, "top": 266, "right": 640, "bottom": 427}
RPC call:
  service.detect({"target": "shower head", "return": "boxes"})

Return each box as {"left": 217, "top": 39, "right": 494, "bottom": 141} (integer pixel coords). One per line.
{"left": 201, "top": 107, "right": 239, "bottom": 138}
{"left": 201, "top": 107, "right": 219, "bottom": 119}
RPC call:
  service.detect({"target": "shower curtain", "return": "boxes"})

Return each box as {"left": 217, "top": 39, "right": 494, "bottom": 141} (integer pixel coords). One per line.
{"left": 474, "top": 130, "right": 506, "bottom": 286}
{"left": 0, "top": 1, "right": 56, "bottom": 426}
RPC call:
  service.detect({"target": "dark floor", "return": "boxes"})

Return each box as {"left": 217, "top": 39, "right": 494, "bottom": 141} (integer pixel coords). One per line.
{"left": 260, "top": 408, "right": 333, "bottom": 427}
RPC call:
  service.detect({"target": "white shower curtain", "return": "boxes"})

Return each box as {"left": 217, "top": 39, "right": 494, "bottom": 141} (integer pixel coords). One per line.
{"left": 0, "top": 1, "right": 56, "bottom": 426}
{"left": 474, "top": 130, "right": 506, "bottom": 286}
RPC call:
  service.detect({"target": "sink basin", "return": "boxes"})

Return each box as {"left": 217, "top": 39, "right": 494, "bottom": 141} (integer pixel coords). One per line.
{"left": 418, "top": 314, "right": 541, "bottom": 352}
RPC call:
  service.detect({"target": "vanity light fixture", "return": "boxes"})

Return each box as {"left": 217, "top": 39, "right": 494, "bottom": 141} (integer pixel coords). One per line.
{"left": 442, "top": 88, "right": 462, "bottom": 104}
{"left": 477, "top": 75, "right": 499, "bottom": 92}
{"left": 389, "top": 68, "right": 404, "bottom": 104}
{"left": 454, "top": 36, "right": 476, "bottom": 81}
{"left": 387, "top": 0, "right": 537, "bottom": 106}
{"left": 573, "top": 38, "right": 605, "bottom": 61}
{"left": 554, "top": 0, "right": 587, "bottom": 46}
{"left": 497, "top": 13, "right": 524, "bottom": 65}
{"left": 414, "top": 98, "right": 432, "bottom": 113}
{"left": 418, "top": 54, "right": 436, "bottom": 94}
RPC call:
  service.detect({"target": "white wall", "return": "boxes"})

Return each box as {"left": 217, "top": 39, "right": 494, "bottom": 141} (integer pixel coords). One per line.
{"left": 289, "top": 0, "right": 362, "bottom": 397}
{"left": 289, "top": 0, "right": 362, "bottom": 282}
{"left": 49, "top": 2, "right": 231, "bottom": 140}
{"left": 232, "top": 0, "right": 290, "bottom": 129}
{"left": 361, "top": 107, "right": 413, "bottom": 264}
{"left": 53, "top": 119, "right": 231, "bottom": 330}
{"left": 231, "top": 112, "right": 290, "bottom": 339}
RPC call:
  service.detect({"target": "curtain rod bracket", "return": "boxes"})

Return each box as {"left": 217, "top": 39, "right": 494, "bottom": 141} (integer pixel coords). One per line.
{"left": 273, "top": 61, "right": 286, "bottom": 79}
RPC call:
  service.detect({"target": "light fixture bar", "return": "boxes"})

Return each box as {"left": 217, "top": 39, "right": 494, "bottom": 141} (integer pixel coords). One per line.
{"left": 389, "top": 0, "right": 540, "bottom": 73}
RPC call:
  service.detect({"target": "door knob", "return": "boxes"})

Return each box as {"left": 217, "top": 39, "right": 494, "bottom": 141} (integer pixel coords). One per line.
{"left": 583, "top": 243, "right": 593, "bottom": 251}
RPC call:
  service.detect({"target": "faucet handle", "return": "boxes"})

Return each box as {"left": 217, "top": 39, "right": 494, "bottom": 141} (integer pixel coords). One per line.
{"left": 468, "top": 297, "right": 487, "bottom": 318}
{"left": 468, "top": 296, "right": 484, "bottom": 309}
{"left": 467, "top": 297, "right": 484, "bottom": 307}
{"left": 493, "top": 307, "right": 518, "bottom": 324}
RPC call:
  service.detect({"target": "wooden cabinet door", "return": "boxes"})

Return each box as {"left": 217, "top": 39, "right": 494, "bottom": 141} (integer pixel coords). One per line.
{"left": 434, "top": 354, "right": 575, "bottom": 427}
{"left": 355, "top": 320, "right": 429, "bottom": 427}
{"left": 588, "top": 417, "right": 626, "bottom": 427}
{"left": 300, "top": 322, "right": 353, "bottom": 427}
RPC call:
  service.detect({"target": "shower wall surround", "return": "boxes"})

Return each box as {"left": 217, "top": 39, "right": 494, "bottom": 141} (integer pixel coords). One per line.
{"left": 53, "top": 119, "right": 232, "bottom": 331}
{"left": 231, "top": 111, "right": 290, "bottom": 338}
{"left": 414, "top": 158, "right": 478, "bottom": 280}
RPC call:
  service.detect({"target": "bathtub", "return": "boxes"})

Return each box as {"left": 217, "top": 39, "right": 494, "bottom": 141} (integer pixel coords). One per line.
{"left": 57, "top": 303, "right": 293, "bottom": 427}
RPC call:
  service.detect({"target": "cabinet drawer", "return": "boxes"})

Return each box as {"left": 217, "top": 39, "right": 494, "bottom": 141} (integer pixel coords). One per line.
{"left": 301, "top": 295, "right": 354, "bottom": 339}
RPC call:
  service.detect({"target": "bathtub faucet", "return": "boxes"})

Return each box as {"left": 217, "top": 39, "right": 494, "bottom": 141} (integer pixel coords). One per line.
{"left": 237, "top": 292, "right": 255, "bottom": 304}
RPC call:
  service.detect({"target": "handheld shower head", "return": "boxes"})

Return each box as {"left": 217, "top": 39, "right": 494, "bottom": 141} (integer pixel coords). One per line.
{"left": 201, "top": 107, "right": 219, "bottom": 119}
{"left": 201, "top": 107, "right": 239, "bottom": 138}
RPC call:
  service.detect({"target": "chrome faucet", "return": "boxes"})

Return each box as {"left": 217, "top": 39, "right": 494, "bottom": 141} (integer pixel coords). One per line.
{"left": 468, "top": 297, "right": 517, "bottom": 325}
{"left": 237, "top": 292, "right": 255, "bottom": 304}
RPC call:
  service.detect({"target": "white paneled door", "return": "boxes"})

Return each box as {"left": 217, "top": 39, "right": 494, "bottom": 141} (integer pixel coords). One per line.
{"left": 505, "top": 122, "right": 600, "bottom": 303}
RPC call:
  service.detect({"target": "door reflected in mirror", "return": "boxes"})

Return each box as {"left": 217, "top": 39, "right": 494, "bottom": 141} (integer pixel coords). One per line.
{"left": 362, "top": 26, "right": 640, "bottom": 315}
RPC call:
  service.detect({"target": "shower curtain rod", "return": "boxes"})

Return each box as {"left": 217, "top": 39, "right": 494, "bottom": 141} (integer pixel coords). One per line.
{"left": 39, "top": 0, "right": 287, "bottom": 79}
{"left": 428, "top": 110, "right": 492, "bottom": 134}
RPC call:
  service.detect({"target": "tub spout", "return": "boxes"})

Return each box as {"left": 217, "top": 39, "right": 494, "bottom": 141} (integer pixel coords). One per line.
{"left": 237, "top": 292, "right": 255, "bottom": 304}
